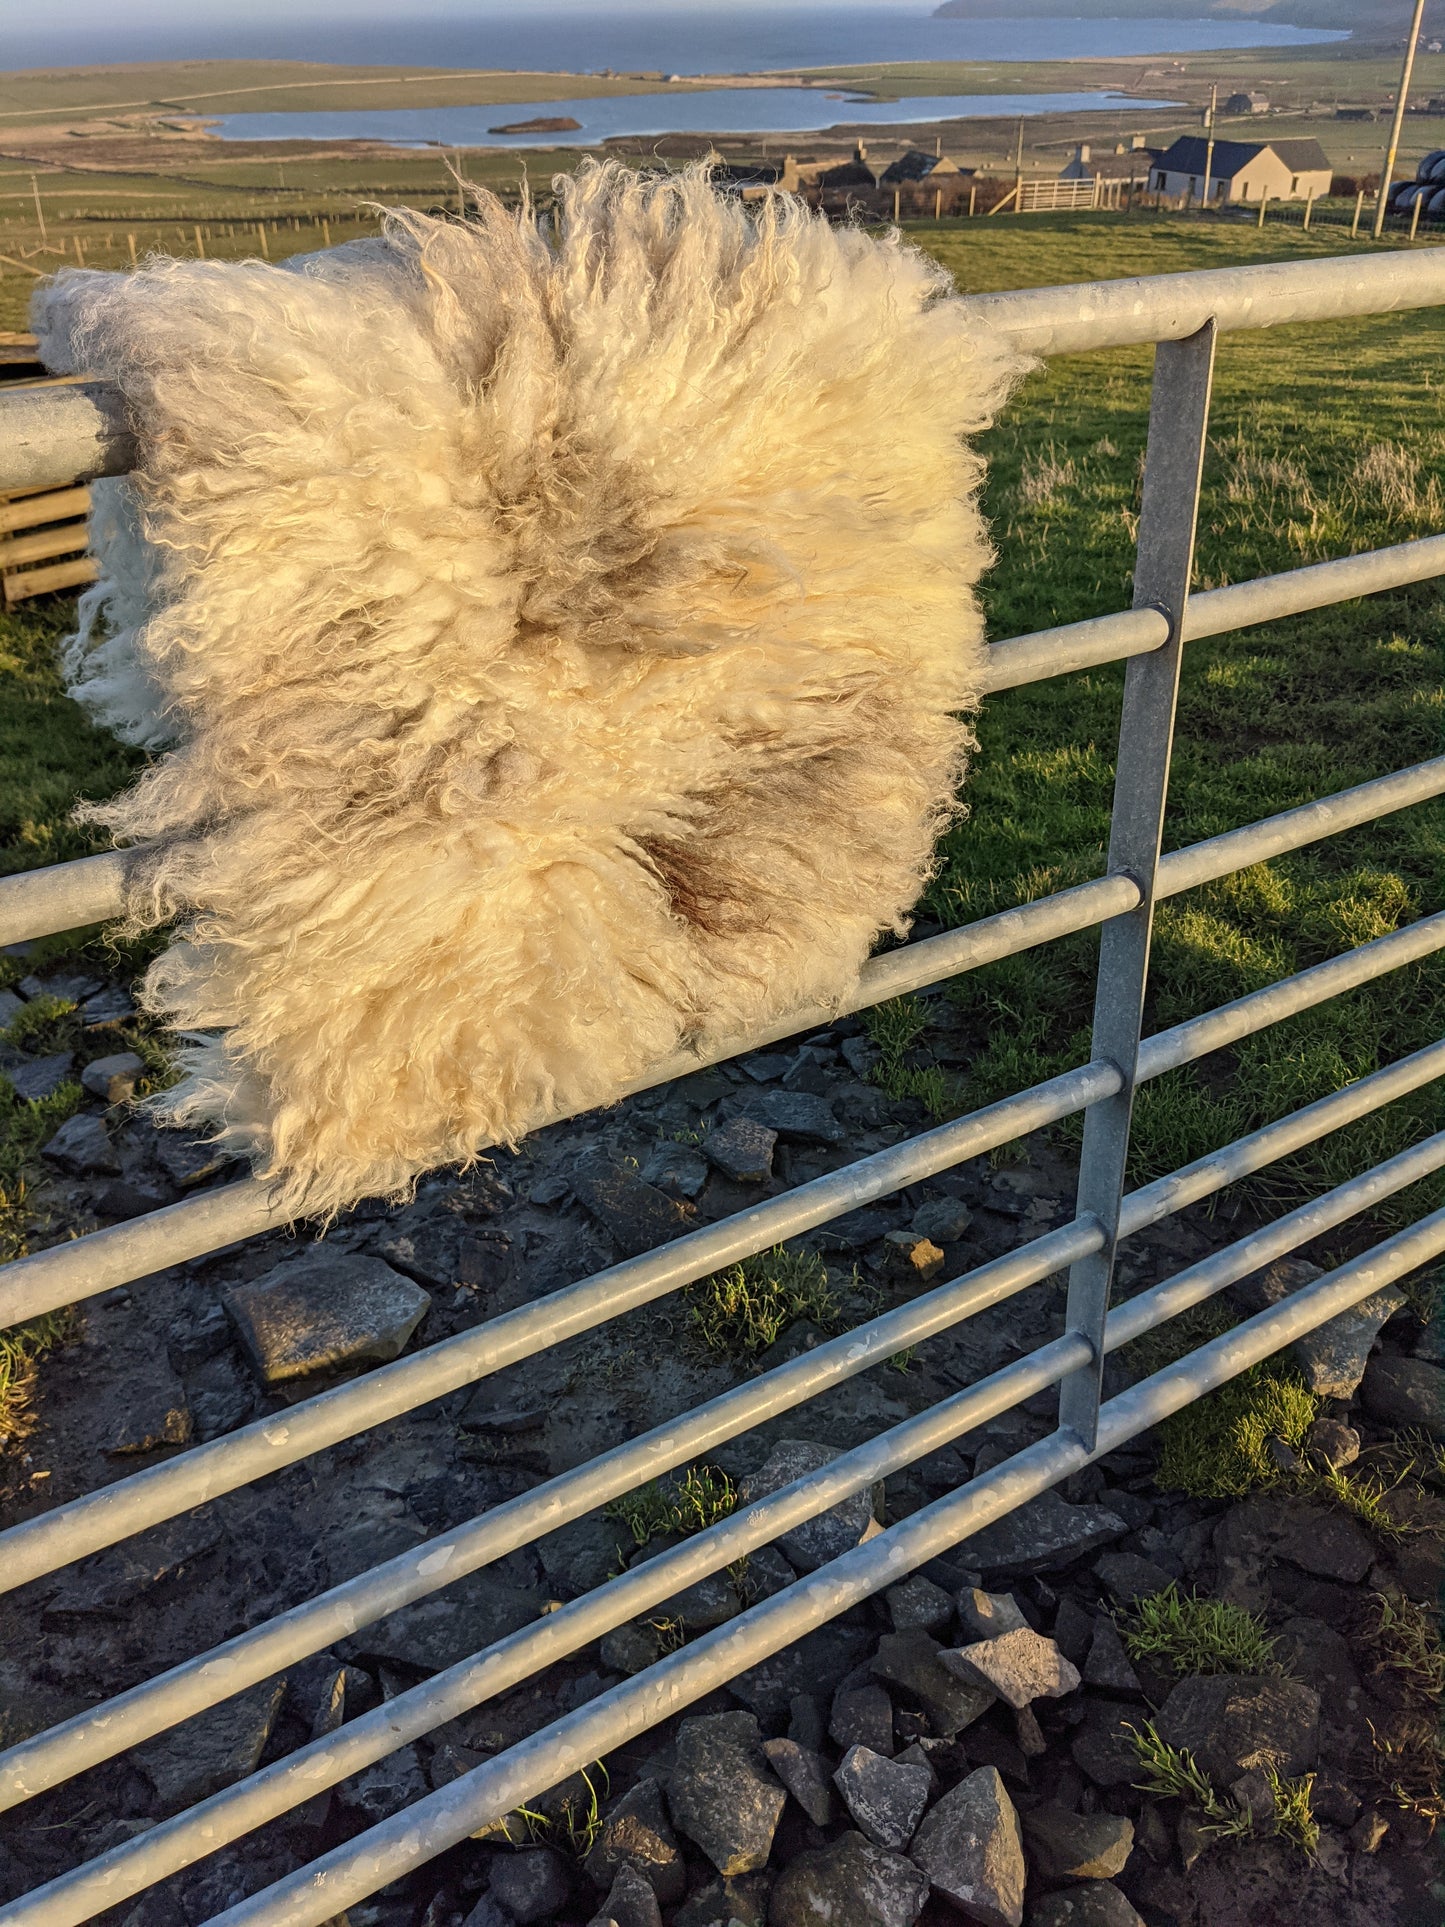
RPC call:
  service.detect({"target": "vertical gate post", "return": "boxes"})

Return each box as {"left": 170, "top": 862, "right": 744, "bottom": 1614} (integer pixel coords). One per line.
{"left": 1057, "top": 319, "right": 1217, "bottom": 1450}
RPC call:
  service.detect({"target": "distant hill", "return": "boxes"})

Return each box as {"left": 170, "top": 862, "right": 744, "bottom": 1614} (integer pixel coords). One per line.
{"left": 933, "top": 0, "right": 1410, "bottom": 29}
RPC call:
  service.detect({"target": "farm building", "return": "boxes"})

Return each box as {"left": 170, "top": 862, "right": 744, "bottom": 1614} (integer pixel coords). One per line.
{"left": 1224, "top": 91, "right": 1270, "bottom": 114}
{"left": 1149, "top": 135, "right": 1333, "bottom": 203}
{"left": 1059, "top": 137, "right": 1162, "bottom": 188}
{"left": 879, "top": 149, "right": 969, "bottom": 185}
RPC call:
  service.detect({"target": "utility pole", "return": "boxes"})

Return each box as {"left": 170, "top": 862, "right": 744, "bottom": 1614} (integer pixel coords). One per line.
{"left": 30, "top": 174, "right": 45, "bottom": 243}
{"left": 1374, "top": 0, "right": 1429, "bottom": 239}
{"left": 1013, "top": 117, "right": 1024, "bottom": 215}
{"left": 1201, "top": 84, "right": 1217, "bottom": 210}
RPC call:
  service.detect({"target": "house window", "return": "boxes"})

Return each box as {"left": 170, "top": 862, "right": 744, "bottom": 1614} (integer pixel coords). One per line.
{"left": 1291, "top": 176, "right": 1299, "bottom": 193}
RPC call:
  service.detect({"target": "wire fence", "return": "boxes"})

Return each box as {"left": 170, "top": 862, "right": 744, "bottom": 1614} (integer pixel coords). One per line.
{"left": 0, "top": 246, "right": 1442, "bottom": 1926}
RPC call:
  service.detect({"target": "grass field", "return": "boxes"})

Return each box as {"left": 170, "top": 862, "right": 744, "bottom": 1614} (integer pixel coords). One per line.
{"left": 0, "top": 207, "right": 1440, "bottom": 1247}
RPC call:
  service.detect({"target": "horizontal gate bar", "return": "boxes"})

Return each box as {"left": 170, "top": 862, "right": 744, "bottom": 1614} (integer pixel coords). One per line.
{"left": 6, "top": 253, "right": 1444, "bottom": 495}
{"left": 192, "top": 1203, "right": 1445, "bottom": 1927}
{"left": 3, "top": 899, "right": 1439, "bottom": 1593}
{"left": 7, "top": 748, "right": 1439, "bottom": 1338}
{"left": 981, "top": 532, "right": 1445, "bottom": 692}
{"left": 5, "top": 1032, "right": 1439, "bottom": 1823}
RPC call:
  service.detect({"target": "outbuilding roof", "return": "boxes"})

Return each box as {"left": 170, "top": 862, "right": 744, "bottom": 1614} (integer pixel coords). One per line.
{"left": 1153, "top": 135, "right": 1332, "bottom": 180}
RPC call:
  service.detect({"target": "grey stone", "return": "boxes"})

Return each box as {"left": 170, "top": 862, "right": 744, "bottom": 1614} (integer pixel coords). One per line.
{"left": 585, "top": 1777, "right": 685, "bottom": 1906}
{"left": 1213, "top": 1494, "right": 1373, "bottom": 1611}
{"left": 224, "top": 1248, "right": 430, "bottom": 1385}
{"left": 640, "top": 1141, "right": 710, "bottom": 1200}
{"left": 942, "top": 1628, "right": 1080, "bottom": 1709}
{"left": 1361, "top": 1353, "right": 1445, "bottom": 1436}
{"left": 1083, "top": 1618, "right": 1141, "bottom": 1695}
{"left": 340, "top": 1567, "right": 538, "bottom": 1672}
{"left": 667, "top": 1711, "right": 785, "bottom": 1877}
{"left": 787, "top": 1692, "right": 827, "bottom": 1751}
{"left": 82, "top": 985, "right": 136, "bottom": 1025}
{"left": 740, "top": 1052, "right": 792, "bottom": 1083}
{"left": 911, "top": 1196, "right": 973, "bottom": 1243}
{"left": 1051, "top": 1596, "right": 1095, "bottom": 1668}
{"left": 882, "top": 1229, "right": 945, "bottom": 1281}
{"left": 962, "top": 1490, "right": 1127, "bottom": 1580}
{"left": 761, "top": 1738, "right": 835, "bottom": 1826}
{"left": 19, "top": 971, "right": 100, "bottom": 1005}
{"left": 92, "top": 1178, "right": 171, "bottom": 1219}
{"left": 460, "top": 1898, "right": 511, "bottom": 1927}
{"left": 1304, "top": 1417, "right": 1361, "bottom": 1469}
{"left": 1092, "top": 1552, "right": 1173, "bottom": 1605}
{"left": 656, "top": 1567, "right": 742, "bottom": 1631}
{"left": 733, "top": 1089, "right": 844, "bottom": 1145}
{"left": 41, "top": 1112, "right": 118, "bottom": 1176}
{"left": 740, "top": 1544, "right": 796, "bottom": 1601}
{"left": 601, "top": 1621, "right": 665, "bottom": 1676}
{"left": 1230, "top": 1256, "right": 1324, "bottom": 1316}
{"left": 1070, "top": 1700, "right": 1143, "bottom": 1788}
{"left": 1294, "top": 1290, "right": 1406, "bottom": 1397}
{"left": 574, "top": 1163, "right": 698, "bottom": 1255}
{"left": 46, "top": 1508, "right": 223, "bottom": 1616}
{"left": 153, "top": 1131, "right": 233, "bottom": 1188}
{"left": 81, "top": 1051, "right": 146, "bottom": 1104}
{"left": 830, "top": 1682, "right": 894, "bottom": 1756}
{"left": 769, "top": 1831, "right": 927, "bottom": 1927}
{"left": 1027, "top": 1883, "right": 1146, "bottom": 1927}
{"left": 886, "top": 1573, "right": 955, "bottom": 1635}
{"left": 0, "top": 989, "right": 23, "bottom": 1028}
{"left": 817, "top": 1205, "right": 896, "bottom": 1253}
{"left": 104, "top": 1360, "right": 192, "bottom": 1455}
{"left": 1154, "top": 1674, "right": 1319, "bottom": 1782}
{"left": 871, "top": 1627, "right": 995, "bottom": 1739}
{"left": 338, "top": 1743, "right": 429, "bottom": 1823}
{"left": 5, "top": 1051, "right": 77, "bottom": 1102}
{"left": 832, "top": 1744, "right": 931, "bottom": 1850}
{"left": 586, "top": 1862, "right": 662, "bottom": 1927}
{"left": 909, "top": 1764, "right": 1026, "bottom": 1927}
{"left": 702, "top": 1116, "right": 777, "bottom": 1185}
{"left": 1021, "top": 1805, "right": 1134, "bottom": 1881}
{"left": 737, "top": 1439, "right": 879, "bottom": 1573}
{"left": 727, "top": 1622, "right": 872, "bottom": 1723}
{"left": 957, "top": 1587, "right": 1029, "bottom": 1641}
{"left": 672, "top": 1873, "right": 771, "bottom": 1927}
{"left": 369, "top": 1209, "right": 461, "bottom": 1289}
{"left": 132, "top": 1678, "right": 286, "bottom": 1813}
{"left": 487, "top": 1845, "right": 572, "bottom": 1924}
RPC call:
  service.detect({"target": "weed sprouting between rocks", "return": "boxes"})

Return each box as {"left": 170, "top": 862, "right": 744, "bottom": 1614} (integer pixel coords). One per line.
{"left": 604, "top": 1464, "right": 738, "bottom": 1548}
{"left": 685, "top": 1244, "right": 845, "bottom": 1360}
{"left": 1129, "top": 1721, "right": 1320, "bottom": 1856}
{"left": 1120, "top": 1584, "right": 1285, "bottom": 1679}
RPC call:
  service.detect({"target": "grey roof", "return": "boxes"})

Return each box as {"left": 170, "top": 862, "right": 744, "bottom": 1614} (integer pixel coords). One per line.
{"left": 1154, "top": 134, "right": 1332, "bottom": 180}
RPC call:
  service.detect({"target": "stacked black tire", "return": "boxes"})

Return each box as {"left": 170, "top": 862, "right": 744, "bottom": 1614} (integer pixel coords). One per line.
{"left": 1389, "top": 147, "right": 1445, "bottom": 216}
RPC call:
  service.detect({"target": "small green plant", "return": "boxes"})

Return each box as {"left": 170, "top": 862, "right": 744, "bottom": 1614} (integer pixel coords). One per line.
{"left": 512, "top": 1761, "right": 610, "bottom": 1858}
{"left": 888, "top": 1346, "right": 917, "bottom": 1375}
{"left": 1129, "top": 1724, "right": 1320, "bottom": 1857}
{"left": 0, "top": 1307, "right": 75, "bottom": 1439}
{"left": 1156, "top": 1362, "right": 1319, "bottom": 1499}
{"left": 860, "top": 997, "right": 963, "bottom": 1120}
{"left": 0, "top": 1075, "right": 84, "bottom": 1263}
{"left": 604, "top": 1464, "right": 738, "bottom": 1548}
{"left": 1121, "top": 1584, "right": 1285, "bottom": 1679}
{"left": 862, "top": 995, "right": 929, "bottom": 1062}
{"left": 1303, "top": 1463, "right": 1418, "bottom": 1542}
{"left": 3, "top": 995, "right": 80, "bottom": 1057}
{"left": 1365, "top": 1593, "right": 1445, "bottom": 1702}
{"left": 686, "top": 1245, "right": 842, "bottom": 1360}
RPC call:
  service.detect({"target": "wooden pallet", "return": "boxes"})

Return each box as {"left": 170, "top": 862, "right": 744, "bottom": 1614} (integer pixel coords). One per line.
{"left": 0, "top": 481, "right": 95, "bottom": 605}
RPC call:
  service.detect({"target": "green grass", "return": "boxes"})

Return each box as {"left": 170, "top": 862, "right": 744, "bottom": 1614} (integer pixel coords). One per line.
{"left": 0, "top": 1304, "right": 74, "bottom": 1437}
{"left": 1156, "top": 1361, "right": 1319, "bottom": 1498}
{"left": 686, "top": 1244, "right": 844, "bottom": 1360}
{"left": 603, "top": 1464, "right": 738, "bottom": 1548}
{"left": 1121, "top": 1583, "right": 1285, "bottom": 1678}
{"left": 1130, "top": 1720, "right": 1321, "bottom": 1856}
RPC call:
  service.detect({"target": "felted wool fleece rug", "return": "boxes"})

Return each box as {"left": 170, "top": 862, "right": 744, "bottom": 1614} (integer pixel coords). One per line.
{"left": 34, "top": 161, "right": 1023, "bottom": 1219}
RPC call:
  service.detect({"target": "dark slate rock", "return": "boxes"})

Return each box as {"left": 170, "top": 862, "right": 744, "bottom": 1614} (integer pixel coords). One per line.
{"left": 909, "top": 1764, "right": 1026, "bottom": 1927}
{"left": 1051, "top": 1596, "right": 1095, "bottom": 1668}
{"left": 586, "top": 1863, "right": 661, "bottom": 1927}
{"left": 47, "top": 1508, "right": 223, "bottom": 1617}
{"left": 671, "top": 1874, "right": 772, "bottom": 1927}
{"left": 728, "top": 1623, "right": 871, "bottom": 1722}
{"left": 830, "top": 1682, "right": 895, "bottom": 1756}
{"left": 886, "top": 1573, "right": 955, "bottom": 1635}
{"left": 957, "top": 1587, "right": 1028, "bottom": 1642}
{"left": 486, "top": 1846, "right": 572, "bottom": 1924}
{"left": 941, "top": 1628, "right": 1080, "bottom": 1708}
{"left": 1304, "top": 1417, "right": 1360, "bottom": 1469}
{"left": 19, "top": 971, "right": 101, "bottom": 1004}
{"left": 153, "top": 1131, "right": 234, "bottom": 1188}
{"left": 732, "top": 1089, "right": 844, "bottom": 1145}
{"left": 1083, "top": 1617, "right": 1142, "bottom": 1695}
{"left": 870, "top": 1628, "right": 995, "bottom": 1739}
{"left": 81, "top": 1051, "right": 145, "bottom": 1104}
{"left": 337, "top": 1743, "right": 429, "bottom": 1823}
{"left": 1213, "top": 1494, "right": 1373, "bottom": 1612}
{"left": 41, "top": 1111, "right": 117, "bottom": 1175}
{"left": 585, "top": 1777, "right": 685, "bottom": 1905}
{"left": 1021, "top": 1806, "right": 1134, "bottom": 1882}
{"left": 654, "top": 1567, "right": 741, "bottom": 1631}
{"left": 338, "top": 1569, "right": 538, "bottom": 1672}
{"left": 131, "top": 1678, "right": 287, "bottom": 1813}
{"left": 224, "top": 1248, "right": 430, "bottom": 1385}
{"left": 742, "top": 1544, "right": 797, "bottom": 1601}
{"left": 667, "top": 1711, "right": 785, "bottom": 1877}
{"left": 736, "top": 1439, "right": 879, "bottom": 1573}
{"left": 1070, "top": 1700, "right": 1144, "bottom": 1788}
{"left": 81, "top": 985, "right": 136, "bottom": 1025}
{"left": 91, "top": 1178, "right": 171, "bottom": 1219}
{"left": 0, "top": 988, "right": 23, "bottom": 1028}
{"left": 1232, "top": 1256, "right": 1407, "bottom": 1398}
{"left": 787, "top": 1692, "right": 827, "bottom": 1751}
{"left": 369, "top": 1210, "right": 462, "bottom": 1290}
{"left": 5, "top": 1051, "right": 77, "bottom": 1102}
{"left": 573, "top": 1163, "right": 697, "bottom": 1256}
{"left": 701, "top": 1115, "right": 776, "bottom": 1185}
{"left": 1027, "top": 1882, "right": 1147, "bottom": 1927}
{"left": 1093, "top": 1552, "right": 1173, "bottom": 1605}
{"left": 640, "top": 1140, "right": 710, "bottom": 1200}
{"left": 104, "top": 1359, "right": 192, "bottom": 1455}
{"left": 832, "top": 1744, "right": 931, "bottom": 1850}
{"left": 739, "top": 1051, "right": 792, "bottom": 1082}
{"left": 816, "top": 1205, "right": 897, "bottom": 1253}
{"left": 769, "top": 1831, "right": 927, "bottom": 1927}
{"left": 761, "top": 1738, "right": 836, "bottom": 1826}
{"left": 911, "top": 1196, "right": 973, "bottom": 1244}
{"left": 962, "top": 1490, "right": 1127, "bottom": 1580}
{"left": 1154, "top": 1674, "right": 1320, "bottom": 1782}
{"left": 1360, "top": 1353, "right": 1445, "bottom": 1437}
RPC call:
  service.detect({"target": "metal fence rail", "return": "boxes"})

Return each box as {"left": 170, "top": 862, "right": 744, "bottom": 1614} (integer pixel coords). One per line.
{"left": 0, "top": 247, "right": 1443, "bottom": 1926}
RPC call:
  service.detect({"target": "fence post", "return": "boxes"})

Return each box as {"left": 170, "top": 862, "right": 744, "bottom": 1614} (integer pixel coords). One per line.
{"left": 1352, "top": 189, "right": 1364, "bottom": 237}
{"left": 1056, "top": 319, "right": 1217, "bottom": 1451}
{"left": 1258, "top": 191, "right": 1269, "bottom": 229}
{"left": 1303, "top": 190, "right": 1314, "bottom": 231}
{"left": 1411, "top": 191, "right": 1423, "bottom": 241}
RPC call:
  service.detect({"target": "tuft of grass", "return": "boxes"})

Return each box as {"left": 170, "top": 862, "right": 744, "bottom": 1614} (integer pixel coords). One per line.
{"left": 1129, "top": 1722, "right": 1320, "bottom": 1856}
{"left": 604, "top": 1464, "right": 737, "bottom": 1548}
{"left": 1365, "top": 1593, "right": 1445, "bottom": 1703}
{"left": 1121, "top": 1584, "right": 1285, "bottom": 1680}
{"left": 862, "top": 996, "right": 929, "bottom": 1062}
{"left": 0, "top": 1306, "right": 76, "bottom": 1440}
{"left": 1359, "top": 1594, "right": 1445, "bottom": 1826}
{"left": 861, "top": 997, "right": 964, "bottom": 1121}
{"left": 512, "top": 1761, "right": 610, "bottom": 1858}
{"left": 3, "top": 995, "right": 80, "bottom": 1057}
{"left": 1156, "top": 1362, "right": 1319, "bottom": 1499}
{"left": 0, "top": 1075, "right": 84, "bottom": 1263}
{"left": 686, "top": 1245, "right": 842, "bottom": 1360}
{"left": 1301, "top": 1463, "right": 1421, "bottom": 1542}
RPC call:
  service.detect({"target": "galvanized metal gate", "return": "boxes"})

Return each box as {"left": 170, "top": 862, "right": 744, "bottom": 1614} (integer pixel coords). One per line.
{"left": 0, "top": 248, "right": 1443, "bottom": 1927}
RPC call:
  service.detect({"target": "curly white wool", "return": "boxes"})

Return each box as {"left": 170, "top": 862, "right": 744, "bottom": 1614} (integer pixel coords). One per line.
{"left": 33, "top": 162, "right": 1022, "bottom": 1217}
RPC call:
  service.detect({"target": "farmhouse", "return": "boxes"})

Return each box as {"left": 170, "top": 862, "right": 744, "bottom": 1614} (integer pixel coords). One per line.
{"left": 879, "top": 149, "right": 968, "bottom": 185}
{"left": 1224, "top": 91, "right": 1270, "bottom": 114}
{"left": 1150, "top": 134, "right": 1333, "bottom": 203}
{"left": 1060, "top": 136, "right": 1161, "bottom": 188}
